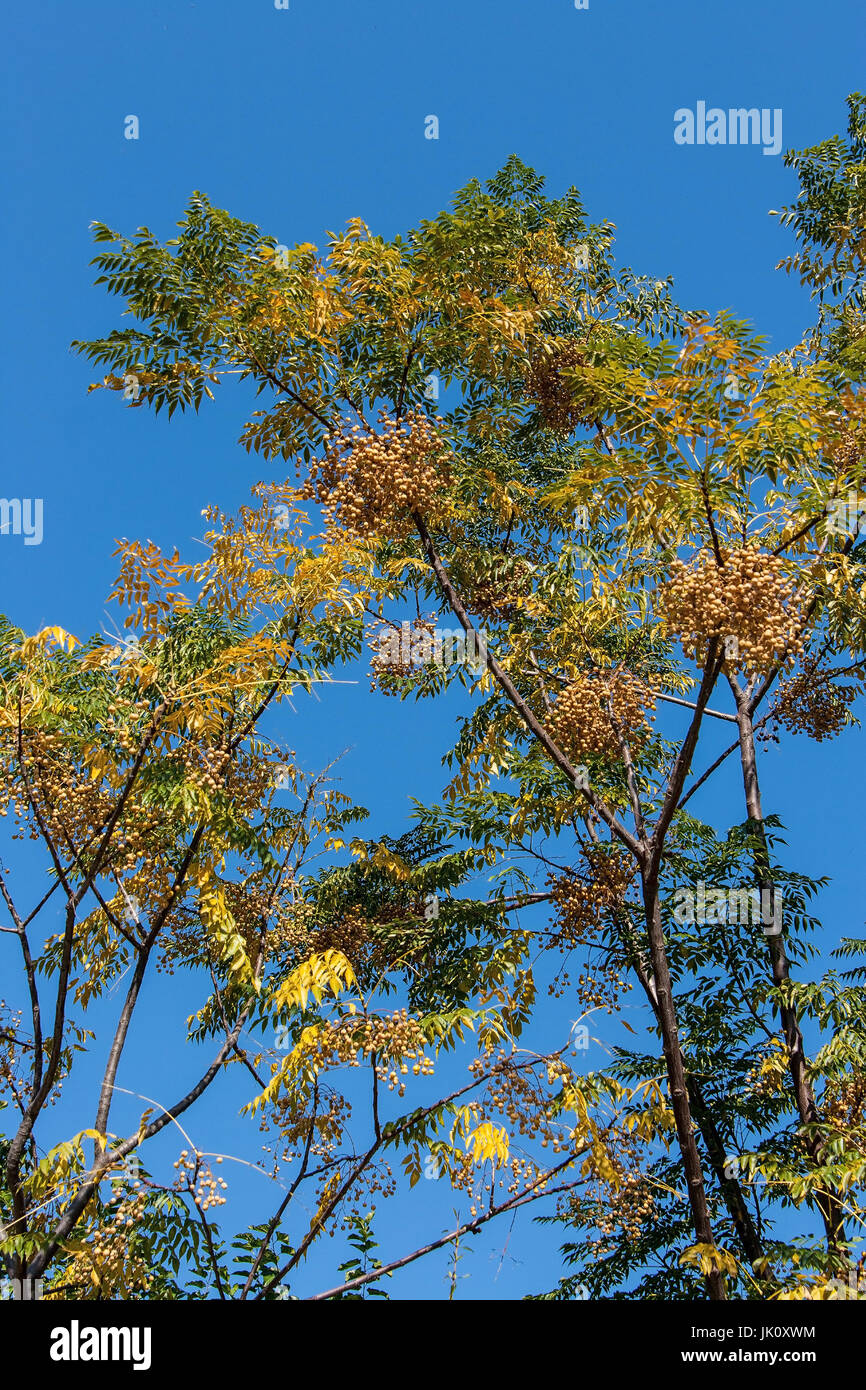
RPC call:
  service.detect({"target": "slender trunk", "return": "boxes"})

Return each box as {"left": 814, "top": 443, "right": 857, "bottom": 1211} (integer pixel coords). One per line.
{"left": 5, "top": 900, "right": 78, "bottom": 1276}
{"left": 93, "top": 943, "right": 153, "bottom": 1147}
{"left": 686, "top": 1077, "right": 767, "bottom": 1272}
{"left": 641, "top": 878, "right": 727, "bottom": 1299}
{"left": 732, "top": 688, "right": 847, "bottom": 1257}
{"left": 613, "top": 892, "right": 768, "bottom": 1277}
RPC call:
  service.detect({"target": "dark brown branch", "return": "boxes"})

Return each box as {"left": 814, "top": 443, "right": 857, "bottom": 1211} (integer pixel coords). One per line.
{"left": 27, "top": 1009, "right": 249, "bottom": 1279}
{"left": 648, "top": 642, "right": 725, "bottom": 869}
{"left": 307, "top": 1162, "right": 582, "bottom": 1301}
{"left": 238, "top": 1084, "right": 320, "bottom": 1300}
{"left": 411, "top": 510, "right": 642, "bottom": 860}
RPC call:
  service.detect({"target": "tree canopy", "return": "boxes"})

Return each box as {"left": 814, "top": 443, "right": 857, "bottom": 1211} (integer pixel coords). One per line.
{"left": 2, "top": 93, "right": 865, "bottom": 1302}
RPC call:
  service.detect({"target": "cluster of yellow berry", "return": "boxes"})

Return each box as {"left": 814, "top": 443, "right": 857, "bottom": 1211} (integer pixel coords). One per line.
{"left": 219, "top": 882, "right": 269, "bottom": 962}
{"left": 547, "top": 669, "right": 655, "bottom": 761}
{"left": 501, "top": 1151, "right": 555, "bottom": 1200}
{"left": 548, "top": 851, "right": 634, "bottom": 947}
{"left": 0, "top": 1004, "right": 23, "bottom": 1109}
{"left": 480, "top": 1053, "right": 554, "bottom": 1142}
{"left": 300, "top": 410, "right": 452, "bottom": 538}
{"left": 524, "top": 340, "right": 588, "bottom": 433}
{"left": 260, "top": 1089, "right": 353, "bottom": 1171}
{"left": 770, "top": 657, "right": 857, "bottom": 742}
{"left": 186, "top": 747, "right": 229, "bottom": 795}
{"left": 659, "top": 547, "right": 806, "bottom": 672}
{"left": 173, "top": 1150, "right": 228, "bottom": 1213}
{"left": 822, "top": 1071, "right": 866, "bottom": 1138}
{"left": 828, "top": 429, "right": 864, "bottom": 475}
{"left": 577, "top": 964, "right": 630, "bottom": 1014}
{"left": 340, "top": 1170, "right": 399, "bottom": 1227}
{"left": 592, "top": 1169, "right": 657, "bottom": 1246}
{"left": 84, "top": 1186, "right": 152, "bottom": 1296}
{"left": 291, "top": 1010, "right": 436, "bottom": 1099}
{"left": 546, "top": 850, "right": 634, "bottom": 1007}
{"left": 446, "top": 1097, "right": 552, "bottom": 1213}
{"left": 4, "top": 727, "right": 171, "bottom": 879}
{"left": 312, "top": 905, "right": 371, "bottom": 962}
{"left": 551, "top": 848, "right": 634, "bottom": 936}
{"left": 366, "top": 616, "right": 439, "bottom": 691}
{"left": 464, "top": 554, "right": 534, "bottom": 621}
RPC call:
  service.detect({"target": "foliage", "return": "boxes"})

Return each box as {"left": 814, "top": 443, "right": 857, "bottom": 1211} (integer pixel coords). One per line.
{"left": 2, "top": 97, "right": 865, "bottom": 1301}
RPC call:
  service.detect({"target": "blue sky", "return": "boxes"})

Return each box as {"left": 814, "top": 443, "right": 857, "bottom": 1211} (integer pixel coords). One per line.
{"left": 1, "top": 0, "right": 864, "bottom": 1299}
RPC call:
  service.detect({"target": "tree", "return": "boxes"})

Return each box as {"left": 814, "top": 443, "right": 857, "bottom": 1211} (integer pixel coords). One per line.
{"left": 6, "top": 92, "right": 863, "bottom": 1300}
{"left": 0, "top": 497, "right": 647, "bottom": 1300}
